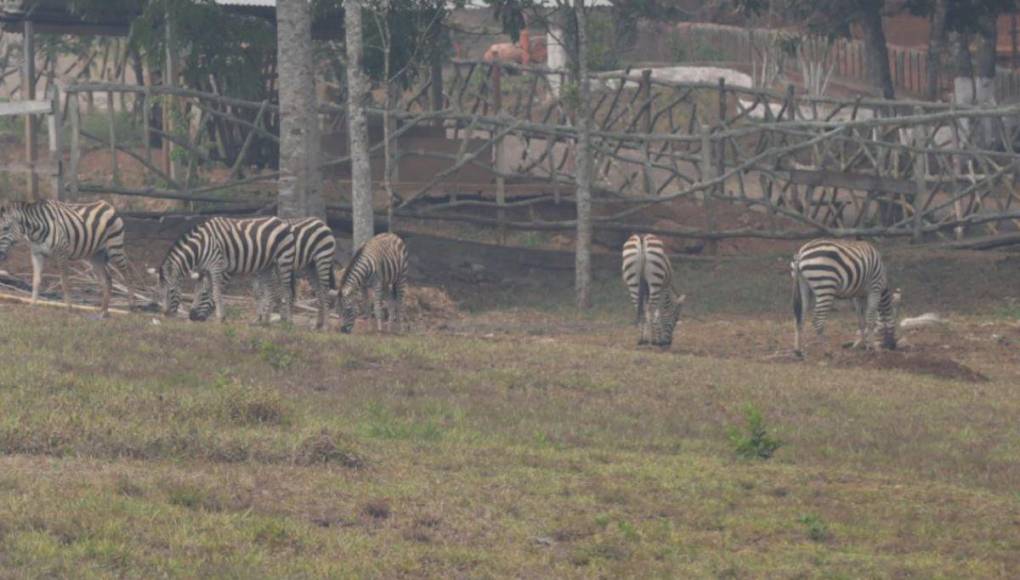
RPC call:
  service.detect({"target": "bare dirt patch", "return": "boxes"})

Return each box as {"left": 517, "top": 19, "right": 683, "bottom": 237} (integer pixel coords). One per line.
{"left": 831, "top": 349, "right": 989, "bottom": 383}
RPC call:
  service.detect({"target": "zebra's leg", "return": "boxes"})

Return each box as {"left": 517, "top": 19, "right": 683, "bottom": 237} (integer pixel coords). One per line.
{"left": 276, "top": 266, "right": 292, "bottom": 324}
{"left": 29, "top": 251, "right": 45, "bottom": 306}
{"left": 373, "top": 279, "right": 385, "bottom": 332}
{"left": 105, "top": 243, "right": 134, "bottom": 310}
{"left": 90, "top": 257, "right": 113, "bottom": 317}
{"left": 810, "top": 294, "right": 835, "bottom": 352}
{"left": 850, "top": 297, "right": 868, "bottom": 349}
{"left": 60, "top": 263, "right": 72, "bottom": 313}
{"left": 211, "top": 271, "right": 227, "bottom": 323}
{"left": 307, "top": 266, "right": 327, "bottom": 330}
{"left": 393, "top": 278, "right": 406, "bottom": 333}
{"left": 865, "top": 290, "right": 881, "bottom": 350}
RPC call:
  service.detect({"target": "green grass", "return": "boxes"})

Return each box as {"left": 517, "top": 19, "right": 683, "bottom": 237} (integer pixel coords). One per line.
{"left": 1, "top": 250, "right": 1020, "bottom": 576}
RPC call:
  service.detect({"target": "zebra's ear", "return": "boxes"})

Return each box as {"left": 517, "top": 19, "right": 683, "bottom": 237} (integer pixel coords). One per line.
{"left": 190, "top": 271, "right": 201, "bottom": 281}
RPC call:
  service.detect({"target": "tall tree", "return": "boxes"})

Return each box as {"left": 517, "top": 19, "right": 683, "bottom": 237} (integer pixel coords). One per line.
{"left": 925, "top": 0, "right": 949, "bottom": 100}
{"left": 277, "top": 0, "right": 324, "bottom": 218}
{"left": 346, "top": 0, "right": 375, "bottom": 249}
{"left": 733, "top": 0, "right": 897, "bottom": 98}
{"left": 572, "top": 0, "right": 593, "bottom": 309}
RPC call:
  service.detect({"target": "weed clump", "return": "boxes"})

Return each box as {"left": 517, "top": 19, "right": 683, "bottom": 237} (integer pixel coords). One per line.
{"left": 217, "top": 379, "right": 289, "bottom": 427}
{"left": 728, "top": 404, "right": 782, "bottom": 460}
{"left": 293, "top": 429, "right": 365, "bottom": 468}
{"left": 798, "top": 513, "right": 831, "bottom": 542}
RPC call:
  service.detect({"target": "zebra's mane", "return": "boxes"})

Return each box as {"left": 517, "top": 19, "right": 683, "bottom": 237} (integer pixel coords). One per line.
{"left": 338, "top": 243, "right": 367, "bottom": 291}
{"left": 161, "top": 218, "right": 213, "bottom": 276}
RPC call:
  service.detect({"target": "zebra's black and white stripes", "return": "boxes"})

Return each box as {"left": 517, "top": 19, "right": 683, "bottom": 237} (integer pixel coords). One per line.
{"left": 0, "top": 200, "right": 133, "bottom": 316}
{"left": 190, "top": 217, "right": 336, "bottom": 328}
{"left": 791, "top": 239, "right": 897, "bottom": 356}
{"left": 151, "top": 216, "right": 295, "bottom": 323}
{"left": 621, "top": 234, "right": 685, "bottom": 347}
{"left": 338, "top": 232, "right": 408, "bottom": 334}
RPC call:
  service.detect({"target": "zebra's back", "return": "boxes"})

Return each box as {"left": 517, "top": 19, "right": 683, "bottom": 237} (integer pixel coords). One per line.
{"left": 203, "top": 216, "right": 296, "bottom": 274}
{"left": 793, "top": 239, "right": 885, "bottom": 299}
{"left": 340, "top": 232, "right": 407, "bottom": 294}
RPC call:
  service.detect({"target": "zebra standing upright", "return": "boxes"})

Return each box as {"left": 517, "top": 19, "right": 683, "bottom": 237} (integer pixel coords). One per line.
{"left": 791, "top": 239, "right": 897, "bottom": 356}
{"left": 190, "top": 217, "right": 336, "bottom": 329}
{"left": 149, "top": 216, "right": 295, "bottom": 323}
{"left": 621, "top": 234, "right": 686, "bottom": 347}
{"left": 0, "top": 200, "right": 134, "bottom": 317}
{"left": 338, "top": 232, "right": 408, "bottom": 334}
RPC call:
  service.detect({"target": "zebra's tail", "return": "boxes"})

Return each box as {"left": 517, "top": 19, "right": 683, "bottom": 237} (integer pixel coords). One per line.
{"left": 634, "top": 236, "right": 648, "bottom": 325}
{"left": 791, "top": 258, "right": 807, "bottom": 329}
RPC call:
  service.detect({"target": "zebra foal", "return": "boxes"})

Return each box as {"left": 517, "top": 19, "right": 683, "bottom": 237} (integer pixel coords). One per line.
{"left": 149, "top": 216, "right": 295, "bottom": 323}
{"left": 190, "top": 217, "right": 336, "bottom": 329}
{"left": 791, "top": 239, "right": 897, "bottom": 356}
{"left": 0, "top": 200, "right": 134, "bottom": 317}
{"left": 621, "top": 234, "right": 685, "bottom": 347}
{"left": 338, "top": 232, "right": 408, "bottom": 334}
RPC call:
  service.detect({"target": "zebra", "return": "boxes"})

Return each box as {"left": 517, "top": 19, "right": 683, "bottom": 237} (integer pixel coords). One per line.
{"left": 621, "top": 234, "right": 686, "bottom": 347}
{"left": 0, "top": 200, "right": 134, "bottom": 317}
{"left": 338, "top": 232, "right": 408, "bottom": 334}
{"left": 189, "top": 217, "right": 336, "bottom": 329}
{"left": 791, "top": 239, "right": 897, "bottom": 356}
{"left": 148, "top": 216, "right": 296, "bottom": 324}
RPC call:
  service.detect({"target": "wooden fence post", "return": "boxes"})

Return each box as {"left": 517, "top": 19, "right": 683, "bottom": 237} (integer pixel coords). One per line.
{"left": 492, "top": 64, "right": 506, "bottom": 244}
{"left": 700, "top": 124, "right": 717, "bottom": 254}
{"left": 47, "top": 85, "right": 63, "bottom": 199}
{"left": 67, "top": 92, "right": 80, "bottom": 200}
{"left": 912, "top": 109, "right": 928, "bottom": 242}
{"left": 641, "top": 69, "right": 653, "bottom": 194}
{"left": 23, "top": 19, "right": 38, "bottom": 200}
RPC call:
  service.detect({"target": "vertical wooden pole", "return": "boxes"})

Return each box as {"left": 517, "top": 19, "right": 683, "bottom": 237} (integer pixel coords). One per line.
{"left": 47, "top": 85, "right": 63, "bottom": 199}
{"left": 23, "top": 20, "right": 38, "bottom": 199}
{"left": 1012, "top": 13, "right": 1018, "bottom": 70}
{"left": 492, "top": 64, "right": 506, "bottom": 244}
{"left": 912, "top": 107, "right": 928, "bottom": 242}
{"left": 700, "top": 125, "right": 716, "bottom": 255}
{"left": 142, "top": 88, "right": 152, "bottom": 179}
{"left": 107, "top": 90, "right": 119, "bottom": 185}
{"left": 67, "top": 93, "right": 80, "bottom": 200}
{"left": 641, "top": 69, "right": 653, "bottom": 194}
{"left": 163, "top": 11, "right": 180, "bottom": 180}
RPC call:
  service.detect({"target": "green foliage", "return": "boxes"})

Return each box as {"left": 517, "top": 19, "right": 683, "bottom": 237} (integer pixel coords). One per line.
{"left": 798, "top": 514, "right": 831, "bottom": 542}
{"left": 728, "top": 404, "right": 782, "bottom": 460}
{"left": 585, "top": 12, "right": 619, "bottom": 72}
{"left": 253, "top": 339, "right": 297, "bottom": 371}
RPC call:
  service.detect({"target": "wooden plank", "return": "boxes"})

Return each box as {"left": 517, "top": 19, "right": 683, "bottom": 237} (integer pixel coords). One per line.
{"left": 0, "top": 100, "right": 53, "bottom": 116}
{"left": 784, "top": 168, "right": 918, "bottom": 195}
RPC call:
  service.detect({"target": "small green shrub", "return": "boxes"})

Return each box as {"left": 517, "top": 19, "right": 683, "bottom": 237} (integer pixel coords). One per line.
{"left": 728, "top": 404, "right": 782, "bottom": 460}
{"left": 798, "top": 513, "right": 830, "bottom": 542}
{"left": 254, "top": 339, "right": 296, "bottom": 371}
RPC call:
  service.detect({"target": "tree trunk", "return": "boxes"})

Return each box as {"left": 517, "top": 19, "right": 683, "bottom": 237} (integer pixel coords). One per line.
{"left": 951, "top": 31, "right": 974, "bottom": 105}
{"left": 573, "top": 0, "right": 593, "bottom": 310}
{"left": 974, "top": 10, "right": 998, "bottom": 103}
{"left": 346, "top": 0, "right": 374, "bottom": 249}
{"left": 925, "top": 0, "right": 948, "bottom": 101}
{"left": 859, "top": 6, "right": 895, "bottom": 99}
{"left": 276, "top": 0, "right": 324, "bottom": 219}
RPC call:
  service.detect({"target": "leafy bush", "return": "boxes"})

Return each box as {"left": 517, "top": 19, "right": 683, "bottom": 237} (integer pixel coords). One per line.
{"left": 728, "top": 403, "right": 782, "bottom": 459}
{"left": 798, "top": 513, "right": 831, "bottom": 542}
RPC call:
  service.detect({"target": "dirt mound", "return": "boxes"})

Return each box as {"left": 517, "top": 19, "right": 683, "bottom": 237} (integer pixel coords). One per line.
{"left": 836, "top": 350, "right": 989, "bottom": 383}
{"left": 403, "top": 286, "right": 460, "bottom": 324}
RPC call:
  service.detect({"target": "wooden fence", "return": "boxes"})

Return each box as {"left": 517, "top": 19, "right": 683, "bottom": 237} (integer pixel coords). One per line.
{"left": 52, "top": 60, "right": 1020, "bottom": 243}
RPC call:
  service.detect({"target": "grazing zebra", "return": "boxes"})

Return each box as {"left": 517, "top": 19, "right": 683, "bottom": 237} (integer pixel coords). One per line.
{"left": 791, "top": 239, "right": 897, "bottom": 356}
{"left": 0, "top": 200, "right": 134, "bottom": 317}
{"left": 149, "top": 216, "right": 295, "bottom": 323}
{"left": 621, "top": 234, "right": 686, "bottom": 347}
{"left": 338, "top": 232, "right": 408, "bottom": 334}
{"left": 190, "top": 217, "right": 336, "bottom": 329}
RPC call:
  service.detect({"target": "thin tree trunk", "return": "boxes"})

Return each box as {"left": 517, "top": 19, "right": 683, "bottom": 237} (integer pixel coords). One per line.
{"left": 276, "top": 0, "right": 324, "bottom": 219}
{"left": 573, "top": 0, "right": 593, "bottom": 310}
{"left": 925, "top": 0, "right": 948, "bottom": 101}
{"left": 346, "top": 0, "right": 374, "bottom": 249}
{"left": 859, "top": 6, "right": 895, "bottom": 99}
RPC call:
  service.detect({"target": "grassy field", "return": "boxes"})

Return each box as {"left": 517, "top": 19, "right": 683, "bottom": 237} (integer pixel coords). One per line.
{"left": 1, "top": 247, "right": 1020, "bottom": 577}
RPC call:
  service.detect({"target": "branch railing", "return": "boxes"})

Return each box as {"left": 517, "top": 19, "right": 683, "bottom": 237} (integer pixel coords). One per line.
{"left": 56, "top": 63, "right": 1020, "bottom": 242}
